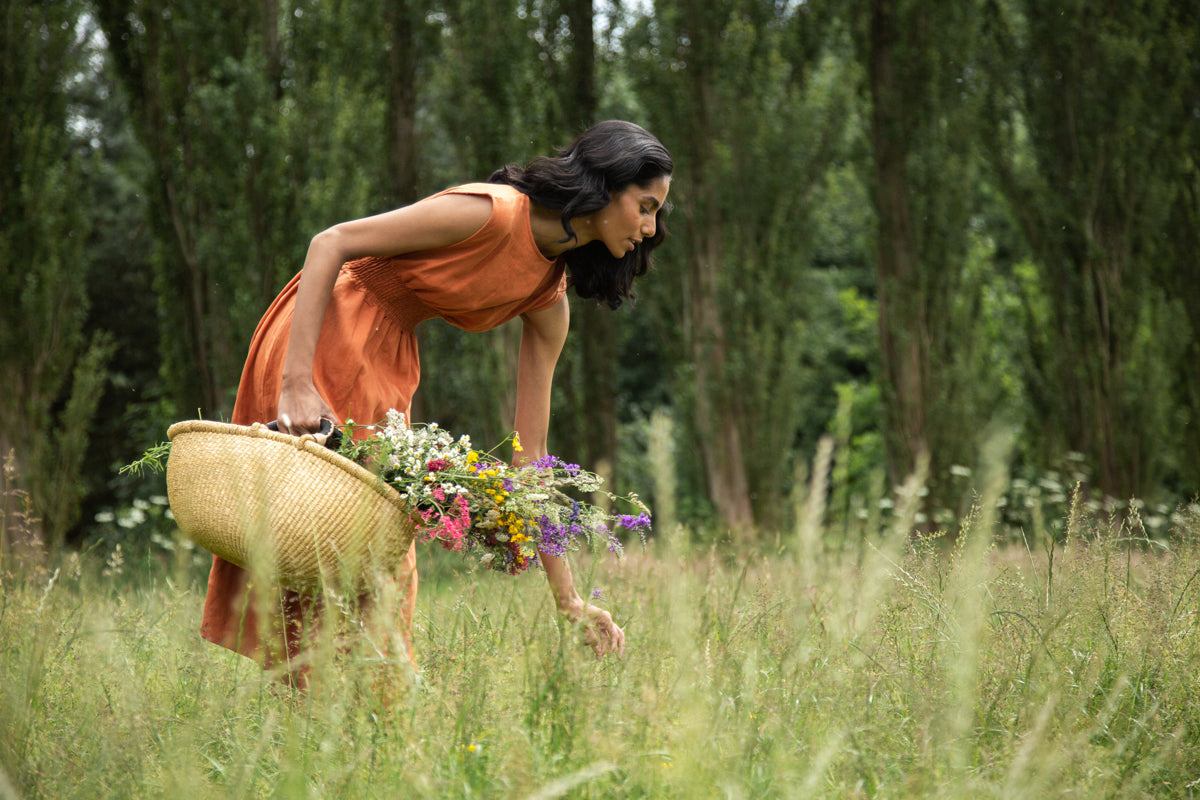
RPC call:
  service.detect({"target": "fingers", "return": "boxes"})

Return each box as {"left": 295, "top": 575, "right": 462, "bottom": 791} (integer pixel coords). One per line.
{"left": 608, "top": 620, "right": 626, "bottom": 659}
{"left": 602, "top": 613, "right": 625, "bottom": 659}
{"left": 280, "top": 413, "right": 331, "bottom": 436}
{"left": 276, "top": 386, "right": 337, "bottom": 436}
{"left": 582, "top": 606, "right": 625, "bottom": 660}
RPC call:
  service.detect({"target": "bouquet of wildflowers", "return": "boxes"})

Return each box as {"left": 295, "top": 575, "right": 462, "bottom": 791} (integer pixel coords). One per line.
{"left": 337, "top": 410, "right": 651, "bottom": 574}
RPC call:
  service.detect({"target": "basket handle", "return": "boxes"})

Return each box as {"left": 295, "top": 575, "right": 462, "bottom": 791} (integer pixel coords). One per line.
{"left": 266, "top": 418, "right": 344, "bottom": 450}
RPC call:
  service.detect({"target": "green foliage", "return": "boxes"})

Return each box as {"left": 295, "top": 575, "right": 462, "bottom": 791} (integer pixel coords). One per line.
{"left": 845, "top": 0, "right": 1033, "bottom": 519}
{"left": 94, "top": 0, "right": 400, "bottom": 417}
{"left": 627, "top": 0, "right": 867, "bottom": 528}
{"left": 981, "top": 0, "right": 1200, "bottom": 500}
{"left": 8, "top": 0, "right": 1198, "bottom": 547}
{"left": 118, "top": 442, "right": 172, "bottom": 479}
{"left": 0, "top": 0, "right": 116, "bottom": 548}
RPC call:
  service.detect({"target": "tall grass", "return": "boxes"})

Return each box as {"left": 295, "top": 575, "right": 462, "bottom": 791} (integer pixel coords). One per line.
{"left": 3, "top": 471, "right": 1200, "bottom": 797}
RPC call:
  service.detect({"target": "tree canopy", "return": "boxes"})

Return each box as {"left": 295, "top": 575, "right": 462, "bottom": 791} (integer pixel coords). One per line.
{"left": 2, "top": 0, "right": 1197, "bottom": 549}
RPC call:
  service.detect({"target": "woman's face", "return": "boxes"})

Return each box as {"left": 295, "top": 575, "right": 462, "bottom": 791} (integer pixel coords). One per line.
{"left": 591, "top": 175, "right": 671, "bottom": 259}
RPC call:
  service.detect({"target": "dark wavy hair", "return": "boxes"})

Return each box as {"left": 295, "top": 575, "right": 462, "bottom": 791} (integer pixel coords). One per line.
{"left": 488, "top": 120, "right": 673, "bottom": 309}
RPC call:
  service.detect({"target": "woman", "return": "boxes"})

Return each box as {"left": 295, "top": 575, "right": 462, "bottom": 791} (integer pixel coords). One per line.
{"left": 200, "top": 120, "right": 673, "bottom": 681}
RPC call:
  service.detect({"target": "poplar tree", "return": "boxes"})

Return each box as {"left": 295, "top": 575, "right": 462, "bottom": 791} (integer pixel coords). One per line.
{"left": 981, "top": 0, "right": 1199, "bottom": 499}
{"left": 627, "top": 0, "right": 855, "bottom": 529}
{"left": 0, "top": 0, "right": 114, "bottom": 546}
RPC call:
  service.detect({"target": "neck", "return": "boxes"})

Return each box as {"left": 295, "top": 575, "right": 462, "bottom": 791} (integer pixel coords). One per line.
{"left": 529, "top": 204, "right": 592, "bottom": 257}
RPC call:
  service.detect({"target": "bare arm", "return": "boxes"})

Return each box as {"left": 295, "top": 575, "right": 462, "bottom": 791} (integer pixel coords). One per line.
{"left": 277, "top": 193, "right": 493, "bottom": 434}
{"left": 515, "top": 297, "right": 626, "bottom": 659}
{"left": 512, "top": 295, "right": 569, "bottom": 458}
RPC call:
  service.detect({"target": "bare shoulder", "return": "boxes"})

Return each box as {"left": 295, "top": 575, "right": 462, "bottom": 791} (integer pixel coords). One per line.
{"left": 403, "top": 192, "right": 493, "bottom": 244}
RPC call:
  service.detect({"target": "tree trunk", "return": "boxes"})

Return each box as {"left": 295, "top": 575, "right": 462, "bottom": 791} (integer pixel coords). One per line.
{"left": 386, "top": 0, "right": 420, "bottom": 207}
{"left": 689, "top": 211, "right": 754, "bottom": 529}
{"left": 670, "top": 1, "right": 755, "bottom": 530}
{"left": 868, "top": 0, "right": 929, "bottom": 489}
{"left": 560, "top": 0, "right": 618, "bottom": 485}
{"left": 94, "top": 0, "right": 226, "bottom": 415}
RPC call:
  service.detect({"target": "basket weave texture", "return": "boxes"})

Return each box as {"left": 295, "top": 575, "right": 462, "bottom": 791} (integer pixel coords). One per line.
{"left": 166, "top": 420, "right": 414, "bottom": 591}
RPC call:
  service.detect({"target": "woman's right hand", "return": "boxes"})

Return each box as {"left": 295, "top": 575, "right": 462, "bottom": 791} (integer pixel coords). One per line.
{"left": 276, "top": 378, "right": 335, "bottom": 435}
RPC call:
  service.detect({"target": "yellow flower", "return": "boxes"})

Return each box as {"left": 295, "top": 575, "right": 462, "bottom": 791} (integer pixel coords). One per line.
{"left": 513, "top": 433, "right": 523, "bottom": 452}
{"left": 467, "top": 451, "right": 479, "bottom": 464}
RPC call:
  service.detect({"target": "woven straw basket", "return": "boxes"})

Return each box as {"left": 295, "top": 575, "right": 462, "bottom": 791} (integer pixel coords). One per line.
{"left": 166, "top": 420, "right": 414, "bottom": 591}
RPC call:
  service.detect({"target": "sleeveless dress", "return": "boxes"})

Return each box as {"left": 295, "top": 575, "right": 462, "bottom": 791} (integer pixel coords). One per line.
{"left": 199, "top": 183, "right": 567, "bottom": 672}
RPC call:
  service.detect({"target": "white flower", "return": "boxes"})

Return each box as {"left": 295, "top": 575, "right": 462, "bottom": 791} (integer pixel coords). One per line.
{"left": 151, "top": 532, "right": 177, "bottom": 552}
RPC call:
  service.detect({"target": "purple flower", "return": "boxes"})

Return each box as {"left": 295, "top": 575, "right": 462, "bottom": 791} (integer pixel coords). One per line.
{"left": 591, "top": 588, "right": 603, "bottom": 600}
{"left": 537, "top": 515, "right": 569, "bottom": 557}
{"left": 536, "top": 501, "right": 592, "bottom": 557}
{"left": 617, "top": 513, "right": 652, "bottom": 533}
{"left": 531, "top": 454, "right": 583, "bottom": 476}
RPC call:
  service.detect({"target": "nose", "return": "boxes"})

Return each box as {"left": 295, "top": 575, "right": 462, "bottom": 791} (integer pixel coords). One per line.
{"left": 641, "top": 214, "right": 656, "bottom": 239}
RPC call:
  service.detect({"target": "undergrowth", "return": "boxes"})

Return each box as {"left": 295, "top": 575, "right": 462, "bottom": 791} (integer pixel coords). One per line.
{"left": 2, "top": 470, "right": 1200, "bottom": 798}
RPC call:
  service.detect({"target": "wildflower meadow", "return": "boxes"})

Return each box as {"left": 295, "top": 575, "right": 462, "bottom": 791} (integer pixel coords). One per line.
{"left": 3, "top": 450, "right": 1200, "bottom": 799}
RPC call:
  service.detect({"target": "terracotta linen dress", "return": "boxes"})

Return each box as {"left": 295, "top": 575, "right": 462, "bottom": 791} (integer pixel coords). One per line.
{"left": 200, "top": 183, "right": 567, "bottom": 671}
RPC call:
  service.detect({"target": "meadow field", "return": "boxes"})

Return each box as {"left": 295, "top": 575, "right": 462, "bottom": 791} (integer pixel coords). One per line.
{"left": 3, "top": 480, "right": 1200, "bottom": 799}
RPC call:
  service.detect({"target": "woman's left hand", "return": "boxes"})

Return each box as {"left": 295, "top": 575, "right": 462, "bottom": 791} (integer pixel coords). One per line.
{"left": 569, "top": 602, "right": 625, "bottom": 660}
{"left": 539, "top": 549, "right": 623, "bottom": 659}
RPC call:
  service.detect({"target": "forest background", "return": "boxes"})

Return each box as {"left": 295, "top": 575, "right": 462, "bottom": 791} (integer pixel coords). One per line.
{"left": 2, "top": 0, "right": 1198, "bottom": 553}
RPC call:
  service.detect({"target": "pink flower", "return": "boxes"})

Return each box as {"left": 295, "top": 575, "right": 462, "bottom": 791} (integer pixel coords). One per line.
{"left": 430, "top": 495, "right": 471, "bottom": 551}
{"left": 417, "top": 507, "right": 442, "bottom": 542}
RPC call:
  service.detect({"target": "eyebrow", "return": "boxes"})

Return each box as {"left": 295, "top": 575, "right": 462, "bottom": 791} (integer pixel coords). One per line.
{"left": 642, "top": 195, "right": 663, "bottom": 211}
